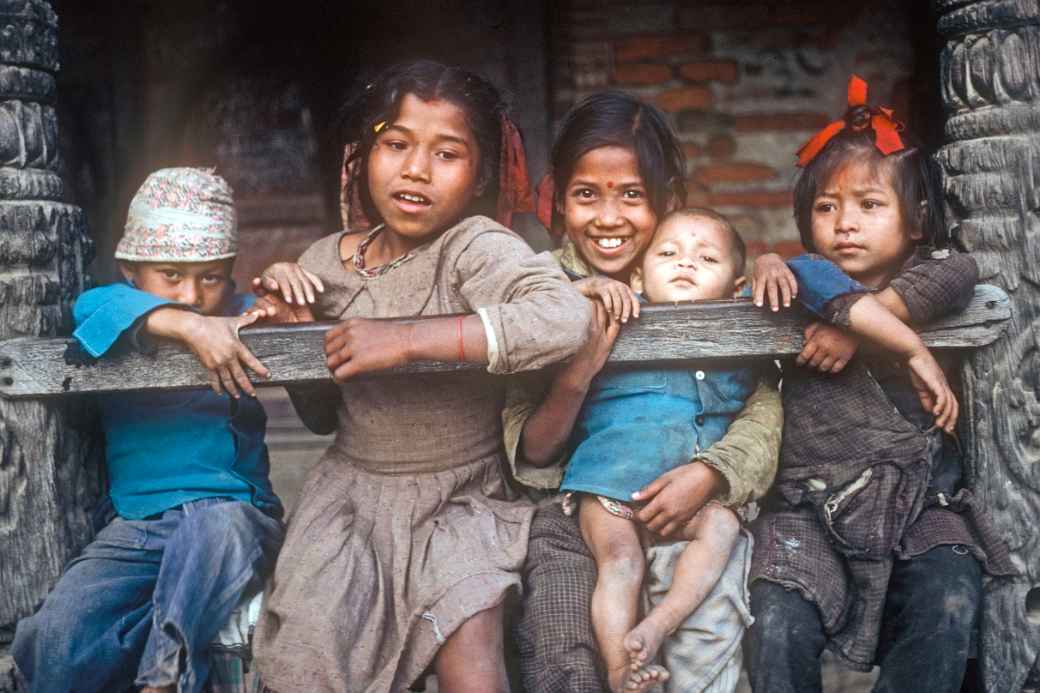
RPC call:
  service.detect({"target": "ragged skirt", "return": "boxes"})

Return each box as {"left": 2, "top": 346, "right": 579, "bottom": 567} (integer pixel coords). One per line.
{"left": 253, "top": 452, "right": 534, "bottom": 693}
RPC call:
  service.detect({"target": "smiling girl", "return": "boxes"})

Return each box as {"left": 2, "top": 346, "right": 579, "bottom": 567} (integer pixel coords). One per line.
{"left": 505, "top": 92, "right": 783, "bottom": 693}
{"left": 248, "top": 61, "right": 591, "bottom": 693}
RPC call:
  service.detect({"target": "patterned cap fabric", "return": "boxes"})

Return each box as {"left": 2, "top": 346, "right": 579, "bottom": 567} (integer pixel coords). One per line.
{"left": 116, "top": 167, "right": 237, "bottom": 262}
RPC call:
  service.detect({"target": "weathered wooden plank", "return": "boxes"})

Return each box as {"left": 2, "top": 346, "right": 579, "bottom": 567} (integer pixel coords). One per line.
{"left": 0, "top": 284, "right": 1011, "bottom": 398}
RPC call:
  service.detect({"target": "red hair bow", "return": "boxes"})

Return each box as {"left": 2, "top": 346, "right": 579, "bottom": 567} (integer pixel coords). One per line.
{"left": 795, "top": 75, "right": 906, "bottom": 167}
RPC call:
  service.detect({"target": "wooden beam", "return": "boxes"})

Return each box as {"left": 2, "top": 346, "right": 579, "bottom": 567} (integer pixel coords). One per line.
{"left": 0, "top": 284, "right": 1011, "bottom": 398}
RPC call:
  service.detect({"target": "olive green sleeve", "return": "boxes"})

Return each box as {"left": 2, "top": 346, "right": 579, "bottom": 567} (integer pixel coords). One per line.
{"left": 695, "top": 377, "right": 782, "bottom": 507}
{"left": 501, "top": 371, "right": 570, "bottom": 491}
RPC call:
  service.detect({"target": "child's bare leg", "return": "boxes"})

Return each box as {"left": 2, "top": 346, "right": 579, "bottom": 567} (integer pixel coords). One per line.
{"left": 624, "top": 503, "right": 741, "bottom": 683}
{"left": 434, "top": 602, "right": 510, "bottom": 693}
{"left": 578, "top": 496, "right": 646, "bottom": 693}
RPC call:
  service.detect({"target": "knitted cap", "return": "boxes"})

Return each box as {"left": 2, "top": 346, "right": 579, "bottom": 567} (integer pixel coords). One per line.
{"left": 116, "top": 167, "right": 237, "bottom": 262}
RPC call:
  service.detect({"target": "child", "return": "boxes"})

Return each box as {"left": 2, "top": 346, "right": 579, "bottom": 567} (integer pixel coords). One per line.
{"left": 745, "top": 77, "right": 1014, "bottom": 692}
{"left": 246, "top": 60, "right": 591, "bottom": 693}
{"left": 523, "top": 209, "right": 755, "bottom": 692}
{"left": 505, "top": 91, "right": 782, "bottom": 693}
{"left": 11, "top": 168, "right": 285, "bottom": 693}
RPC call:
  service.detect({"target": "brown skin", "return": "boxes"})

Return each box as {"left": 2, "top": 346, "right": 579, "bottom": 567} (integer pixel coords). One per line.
{"left": 525, "top": 152, "right": 728, "bottom": 537}
{"left": 121, "top": 259, "right": 269, "bottom": 398}
{"left": 750, "top": 159, "right": 958, "bottom": 431}
{"left": 249, "top": 94, "right": 512, "bottom": 689}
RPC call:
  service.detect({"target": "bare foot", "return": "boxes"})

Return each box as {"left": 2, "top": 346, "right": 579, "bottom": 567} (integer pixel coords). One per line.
{"left": 140, "top": 687, "right": 175, "bottom": 693}
{"left": 624, "top": 664, "right": 670, "bottom": 691}
{"left": 624, "top": 620, "right": 668, "bottom": 674}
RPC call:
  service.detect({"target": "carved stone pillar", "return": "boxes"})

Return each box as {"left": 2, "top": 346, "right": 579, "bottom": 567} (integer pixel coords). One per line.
{"left": 935, "top": 1, "right": 1040, "bottom": 690}
{"left": 0, "top": 1, "right": 99, "bottom": 687}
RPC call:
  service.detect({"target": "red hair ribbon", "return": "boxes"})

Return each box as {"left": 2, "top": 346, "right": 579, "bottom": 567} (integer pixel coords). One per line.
{"left": 535, "top": 173, "right": 557, "bottom": 234}
{"left": 795, "top": 75, "right": 907, "bottom": 167}
{"left": 496, "top": 114, "right": 534, "bottom": 228}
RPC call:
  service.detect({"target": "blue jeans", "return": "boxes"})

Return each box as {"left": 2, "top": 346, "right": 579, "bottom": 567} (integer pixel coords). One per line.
{"left": 745, "top": 545, "right": 982, "bottom": 693}
{"left": 12, "top": 498, "right": 284, "bottom": 693}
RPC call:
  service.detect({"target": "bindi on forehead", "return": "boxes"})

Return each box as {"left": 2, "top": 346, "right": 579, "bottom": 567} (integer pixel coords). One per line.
{"left": 607, "top": 181, "right": 614, "bottom": 189}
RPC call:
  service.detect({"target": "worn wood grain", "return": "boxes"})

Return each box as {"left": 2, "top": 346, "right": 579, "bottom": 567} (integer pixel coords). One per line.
{"left": 0, "top": 0, "right": 101, "bottom": 665}
{"left": 936, "top": 1, "right": 1040, "bottom": 690}
{"left": 0, "top": 284, "right": 1011, "bottom": 398}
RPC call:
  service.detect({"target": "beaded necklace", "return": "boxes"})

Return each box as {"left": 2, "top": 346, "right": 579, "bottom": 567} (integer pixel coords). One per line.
{"left": 351, "top": 224, "right": 416, "bottom": 278}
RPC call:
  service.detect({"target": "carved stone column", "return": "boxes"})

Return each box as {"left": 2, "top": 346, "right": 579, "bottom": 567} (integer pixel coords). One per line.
{"left": 0, "top": 1, "right": 99, "bottom": 687}
{"left": 935, "top": 1, "right": 1040, "bottom": 690}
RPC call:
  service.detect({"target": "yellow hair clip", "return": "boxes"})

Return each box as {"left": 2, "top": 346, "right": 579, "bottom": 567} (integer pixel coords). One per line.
{"left": 374, "top": 121, "right": 386, "bottom": 133}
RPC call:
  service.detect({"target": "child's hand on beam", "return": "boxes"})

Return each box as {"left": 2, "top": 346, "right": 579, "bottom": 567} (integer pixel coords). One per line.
{"left": 797, "top": 322, "right": 858, "bottom": 374}
{"left": 573, "top": 276, "right": 640, "bottom": 323}
{"left": 253, "top": 262, "right": 324, "bottom": 306}
{"left": 752, "top": 252, "right": 798, "bottom": 312}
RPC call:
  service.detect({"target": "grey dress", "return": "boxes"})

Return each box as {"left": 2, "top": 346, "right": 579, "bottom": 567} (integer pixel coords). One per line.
{"left": 253, "top": 216, "right": 591, "bottom": 693}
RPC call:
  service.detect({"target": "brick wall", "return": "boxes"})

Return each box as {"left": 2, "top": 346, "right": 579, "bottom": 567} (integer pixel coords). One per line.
{"left": 548, "top": 0, "right": 935, "bottom": 261}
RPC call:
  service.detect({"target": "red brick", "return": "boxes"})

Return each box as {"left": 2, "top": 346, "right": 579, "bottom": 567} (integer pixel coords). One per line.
{"left": 693, "top": 162, "right": 778, "bottom": 185}
{"left": 679, "top": 60, "right": 739, "bottom": 84}
{"left": 734, "top": 112, "right": 831, "bottom": 132}
{"left": 614, "top": 34, "right": 708, "bottom": 62}
{"left": 706, "top": 134, "right": 737, "bottom": 160}
{"left": 771, "top": 240, "right": 806, "bottom": 259}
{"left": 656, "top": 86, "right": 713, "bottom": 113}
{"left": 682, "top": 142, "right": 703, "bottom": 159}
{"left": 708, "top": 190, "right": 792, "bottom": 208}
{"left": 613, "top": 63, "right": 673, "bottom": 86}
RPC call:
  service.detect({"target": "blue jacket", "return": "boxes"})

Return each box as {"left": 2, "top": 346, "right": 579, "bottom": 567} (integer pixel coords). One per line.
{"left": 560, "top": 365, "right": 756, "bottom": 501}
{"left": 73, "top": 283, "right": 282, "bottom": 520}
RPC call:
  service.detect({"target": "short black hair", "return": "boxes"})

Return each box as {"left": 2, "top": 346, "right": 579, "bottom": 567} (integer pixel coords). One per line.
{"left": 550, "top": 91, "right": 686, "bottom": 227}
{"left": 664, "top": 207, "right": 746, "bottom": 270}
{"left": 793, "top": 109, "right": 945, "bottom": 251}
{"left": 340, "top": 60, "right": 509, "bottom": 225}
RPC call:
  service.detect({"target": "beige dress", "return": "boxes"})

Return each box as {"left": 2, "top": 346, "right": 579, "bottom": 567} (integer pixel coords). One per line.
{"left": 253, "top": 216, "right": 590, "bottom": 693}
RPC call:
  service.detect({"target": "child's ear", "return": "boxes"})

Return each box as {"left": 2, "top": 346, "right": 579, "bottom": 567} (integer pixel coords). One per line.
{"left": 732, "top": 275, "right": 747, "bottom": 298}
{"left": 630, "top": 266, "right": 645, "bottom": 294}
{"left": 118, "top": 261, "right": 138, "bottom": 287}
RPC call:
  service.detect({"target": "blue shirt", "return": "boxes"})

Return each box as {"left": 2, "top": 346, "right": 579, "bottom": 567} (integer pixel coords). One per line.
{"left": 73, "top": 283, "right": 283, "bottom": 520}
{"left": 560, "top": 365, "right": 756, "bottom": 500}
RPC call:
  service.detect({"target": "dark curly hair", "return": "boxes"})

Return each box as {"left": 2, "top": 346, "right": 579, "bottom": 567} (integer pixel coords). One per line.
{"left": 549, "top": 91, "right": 686, "bottom": 229}
{"left": 340, "top": 60, "right": 509, "bottom": 225}
{"left": 793, "top": 106, "right": 947, "bottom": 251}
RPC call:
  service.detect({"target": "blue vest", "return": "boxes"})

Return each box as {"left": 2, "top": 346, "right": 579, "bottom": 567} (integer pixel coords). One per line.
{"left": 560, "top": 366, "right": 755, "bottom": 500}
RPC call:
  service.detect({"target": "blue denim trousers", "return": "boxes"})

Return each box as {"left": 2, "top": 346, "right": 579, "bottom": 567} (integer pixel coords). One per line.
{"left": 12, "top": 498, "right": 284, "bottom": 693}
{"left": 744, "top": 545, "right": 983, "bottom": 693}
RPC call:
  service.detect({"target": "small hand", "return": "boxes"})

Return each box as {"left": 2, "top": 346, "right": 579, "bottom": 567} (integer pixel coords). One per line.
{"left": 243, "top": 292, "right": 314, "bottom": 324}
{"left": 632, "top": 462, "right": 723, "bottom": 537}
{"left": 797, "top": 322, "right": 858, "bottom": 373}
{"left": 907, "top": 348, "right": 959, "bottom": 433}
{"left": 184, "top": 312, "right": 270, "bottom": 398}
{"left": 573, "top": 276, "right": 640, "bottom": 323}
{"left": 752, "top": 253, "right": 798, "bottom": 312}
{"left": 253, "top": 262, "right": 325, "bottom": 306}
{"left": 324, "top": 318, "right": 412, "bottom": 383}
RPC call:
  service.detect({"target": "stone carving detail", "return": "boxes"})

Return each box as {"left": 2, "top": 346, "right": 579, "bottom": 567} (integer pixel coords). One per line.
{"left": 0, "top": 0, "right": 99, "bottom": 676}
{"left": 936, "top": 1, "right": 1040, "bottom": 690}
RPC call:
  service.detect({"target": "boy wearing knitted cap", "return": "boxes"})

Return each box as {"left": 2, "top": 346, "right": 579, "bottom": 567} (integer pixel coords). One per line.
{"left": 12, "top": 168, "right": 284, "bottom": 693}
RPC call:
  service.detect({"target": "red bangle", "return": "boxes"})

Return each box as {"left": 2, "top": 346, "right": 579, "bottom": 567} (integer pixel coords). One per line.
{"left": 457, "top": 315, "right": 465, "bottom": 362}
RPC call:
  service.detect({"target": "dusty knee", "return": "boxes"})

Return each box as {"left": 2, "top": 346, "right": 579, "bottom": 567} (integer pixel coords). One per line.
{"left": 698, "top": 503, "right": 740, "bottom": 543}
{"left": 596, "top": 541, "right": 645, "bottom": 586}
